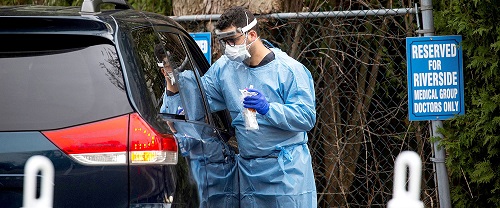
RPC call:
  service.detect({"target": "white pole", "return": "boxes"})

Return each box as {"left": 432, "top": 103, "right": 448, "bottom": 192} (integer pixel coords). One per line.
{"left": 387, "top": 151, "right": 424, "bottom": 208}
{"left": 22, "top": 155, "right": 55, "bottom": 208}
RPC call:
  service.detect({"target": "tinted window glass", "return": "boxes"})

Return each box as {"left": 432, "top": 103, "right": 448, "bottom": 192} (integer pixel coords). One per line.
{"left": 0, "top": 35, "right": 132, "bottom": 131}
{"left": 181, "top": 35, "right": 236, "bottom": 146}
{"left": 130, "top": 27, "right": 165, "bottom": 111}
{"left": 156, "top": 32, "right": 208, "bottom": 123}
{"left": 129, "top": 26, "right": 178, "bottom": 134}
{"left": 181, "top": 36, "right": 232, "bottom": 130}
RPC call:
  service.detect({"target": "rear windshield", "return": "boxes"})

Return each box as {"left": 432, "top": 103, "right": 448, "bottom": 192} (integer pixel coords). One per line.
{"left": 0, "top": 35, "right": 133, "bottom": 131}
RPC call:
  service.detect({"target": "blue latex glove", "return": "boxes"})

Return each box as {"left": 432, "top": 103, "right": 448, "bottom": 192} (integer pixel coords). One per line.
{"left": 243, "top": 88, "right": 270, "bottom": 115}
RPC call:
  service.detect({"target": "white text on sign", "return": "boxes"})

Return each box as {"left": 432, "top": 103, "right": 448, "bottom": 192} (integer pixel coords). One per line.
{"left": 413, "top": 72, "right": 458, "bottom": 87}
{"left": 411, "top": 42, "right": 461, "bottom": 115}
{"left": 411, "top": 43, "right": 457, "bottom": 59}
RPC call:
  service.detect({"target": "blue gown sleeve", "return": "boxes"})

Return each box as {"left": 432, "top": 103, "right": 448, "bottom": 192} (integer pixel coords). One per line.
{"left": 201, "top": 58, "right": 228, "bottom": 112}
{"left": 264, "top": 61, "right": 316, "bottom": 132}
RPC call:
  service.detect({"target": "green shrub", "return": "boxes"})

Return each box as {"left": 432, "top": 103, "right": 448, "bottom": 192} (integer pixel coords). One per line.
{"left": 434, "top": 0, "right": 500, "bottom": 207}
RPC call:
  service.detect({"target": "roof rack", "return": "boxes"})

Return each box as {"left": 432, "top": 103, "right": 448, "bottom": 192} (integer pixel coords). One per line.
{"left": 81, "top": 0, "right": 131, "bottom": 14}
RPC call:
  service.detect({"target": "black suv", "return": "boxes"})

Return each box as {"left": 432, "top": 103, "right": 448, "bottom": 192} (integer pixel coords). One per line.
{"left": 0, "top": 1, "right": 234, "bottom": 207}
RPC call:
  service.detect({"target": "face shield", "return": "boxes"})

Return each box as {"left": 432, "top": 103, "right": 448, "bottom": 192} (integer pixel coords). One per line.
{"left": 215, "top": 17, "right": 257, "bottom": 49}
{"left": 215, "top": 18, "right": 257, "bottom": 40}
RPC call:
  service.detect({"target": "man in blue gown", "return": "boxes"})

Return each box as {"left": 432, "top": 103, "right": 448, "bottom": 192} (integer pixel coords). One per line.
{"left": 204, "top": 6, "right": 317, "bottom": 207}
{"left": 161, "top": 6, "right": 317, "bottom": 207}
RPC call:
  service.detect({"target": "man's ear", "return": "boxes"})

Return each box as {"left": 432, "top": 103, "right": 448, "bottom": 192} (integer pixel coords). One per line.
{"left": 248, "top": 30, "right": 258, "bottom": 41}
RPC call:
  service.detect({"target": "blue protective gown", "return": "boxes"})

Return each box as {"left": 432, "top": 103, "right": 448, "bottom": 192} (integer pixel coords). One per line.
{"left": 161, "top": 70, "right": 238, "bottom": 207}
{"left": 202, "top": 48, "right": 317, "bottom": 207}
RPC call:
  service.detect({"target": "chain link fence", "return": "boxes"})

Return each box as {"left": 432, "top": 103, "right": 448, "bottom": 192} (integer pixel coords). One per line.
{"left": 174, "top": 4, "right": 439, "bottom": 207}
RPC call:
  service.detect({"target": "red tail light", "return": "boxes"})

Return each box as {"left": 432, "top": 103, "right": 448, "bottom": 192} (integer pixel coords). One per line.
{"left": 129, "top": 113, "right": 177, "bottom": 164}
{"left": 42, "top": 115, "right": 129, "bottom": 165}
{"left": 43, "top": 113, "right": 177, "bottom": 165}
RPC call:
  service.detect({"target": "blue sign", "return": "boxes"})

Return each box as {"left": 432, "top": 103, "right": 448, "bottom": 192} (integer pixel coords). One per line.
{"left": 406, "top": 35, "right": 464, "bottom": 121}
{"left": 190, "top": 32, "right": 211, "bottom": 64}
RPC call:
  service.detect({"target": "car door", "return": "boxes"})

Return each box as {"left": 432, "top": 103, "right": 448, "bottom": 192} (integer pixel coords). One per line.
{"left": 153, "top": 27, "right": 239, "bottom": 207}
{"left": 125, "top": 23, "right": 201, "bottom": 207}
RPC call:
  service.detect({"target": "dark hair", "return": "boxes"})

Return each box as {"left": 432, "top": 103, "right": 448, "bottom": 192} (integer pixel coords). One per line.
{"left": 216, "top": 6, "right": 259, "bottom": 34}
{"left": 154, "top": 43, "right": 167, "bottom": 61}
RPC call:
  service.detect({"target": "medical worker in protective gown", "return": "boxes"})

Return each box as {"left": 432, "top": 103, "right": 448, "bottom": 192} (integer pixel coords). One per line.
{"left": 157, "top": 46, "right": 239, "bottom": 207}
{"left": 161, "top": 5, "right": 317, "bottom": 207}
{"left": 205, "top": 6, "right": 317, "bottom": 207}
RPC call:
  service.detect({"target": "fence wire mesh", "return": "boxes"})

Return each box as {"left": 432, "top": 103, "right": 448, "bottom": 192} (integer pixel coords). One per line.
{"left": 174, "top": 6, "right": 438, "bottom": 208}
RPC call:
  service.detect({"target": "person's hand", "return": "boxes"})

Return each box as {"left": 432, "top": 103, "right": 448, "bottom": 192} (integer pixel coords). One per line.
{"left": 162, "top": 67, "right": 176, "bottom": 85}
{"left": 166, "top": 121, "right": 177, "bottom": 134}
{"left": 243, "top": 88, "right": 270, "bottom": 115}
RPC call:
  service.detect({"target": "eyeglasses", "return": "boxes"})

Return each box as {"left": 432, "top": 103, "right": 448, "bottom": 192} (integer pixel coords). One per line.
{"left": 219, "top": 34, "right": 244, "bottom": 47}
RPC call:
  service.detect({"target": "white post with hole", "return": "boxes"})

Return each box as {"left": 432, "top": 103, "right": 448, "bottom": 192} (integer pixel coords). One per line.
{"left": 22, "top": 155, "right": 54, "bottom": 208}
{"left": 387, "top": 151, "right": 424, "bottom": 208}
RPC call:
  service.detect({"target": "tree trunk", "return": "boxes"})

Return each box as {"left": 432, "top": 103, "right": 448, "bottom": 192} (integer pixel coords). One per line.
{"left": 172, "top": 0, "right": 282, "bottom": 16}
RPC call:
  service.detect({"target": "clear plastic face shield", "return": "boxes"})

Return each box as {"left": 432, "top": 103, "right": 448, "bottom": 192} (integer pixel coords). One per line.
{"left": 215, "top": 14, "right": 257, "bottom": 50}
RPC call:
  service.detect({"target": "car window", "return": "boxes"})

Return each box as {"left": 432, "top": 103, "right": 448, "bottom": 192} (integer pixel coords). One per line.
{"left": 180, "top": 36, "right": 234, "bottom": 133}
{"left": 155, "top": 31, "right": 209, "bottom": 124}
{"left": 0, "top": 34, "right": 132, "bottom": 131}
{"left": 130, "top": 26, "right": 166, "bottom": 111}
{"left": 130, "top": 27, "right": 209, "bottom": 123}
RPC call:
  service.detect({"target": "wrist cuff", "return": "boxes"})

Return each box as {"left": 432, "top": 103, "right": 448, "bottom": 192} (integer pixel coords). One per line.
{"left": 166, "top": 90, "right": 179, "bottom": 96}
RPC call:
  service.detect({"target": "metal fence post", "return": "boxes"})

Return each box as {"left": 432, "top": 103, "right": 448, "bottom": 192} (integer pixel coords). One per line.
{"left": 420, "top": 0, "right": 452, "bottom": 207}
{"left": 431, "top": 121, "right": 451, "bottom": 208}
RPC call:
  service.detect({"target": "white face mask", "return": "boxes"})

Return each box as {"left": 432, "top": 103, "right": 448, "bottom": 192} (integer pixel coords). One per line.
{"left": 224, "top": 35, "right": 256, "bottom": 62}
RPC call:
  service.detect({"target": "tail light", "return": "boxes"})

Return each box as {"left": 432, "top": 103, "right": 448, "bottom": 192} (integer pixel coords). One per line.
{"left": 129, "top": 113, "right": 177, "bottom": 164}
{"left": 42, "top": 115, "right": 129, "bottom": 165}
{"left": 43, "top": 113, "right": 177, "bottom": 165}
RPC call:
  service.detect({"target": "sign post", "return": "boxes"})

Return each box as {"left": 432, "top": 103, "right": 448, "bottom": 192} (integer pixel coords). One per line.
{"left": 190, "top": 32, "right": 212, "bottom": 64}
{"left": 406, "top": 35, "right": 463, "bottom": 208}
{"left": 407, "top": 34, "right": 463, "bottom": 208}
